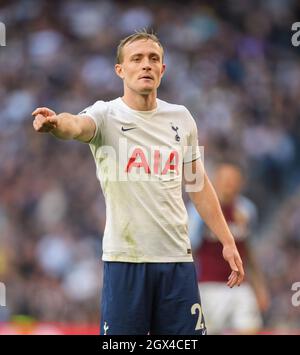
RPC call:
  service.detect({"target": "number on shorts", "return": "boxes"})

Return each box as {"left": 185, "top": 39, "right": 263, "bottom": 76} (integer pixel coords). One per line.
{"left": 191, "top": 303, "right": 203, "bottom": 330}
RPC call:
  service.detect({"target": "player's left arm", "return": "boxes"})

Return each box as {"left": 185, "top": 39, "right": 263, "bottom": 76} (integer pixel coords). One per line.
{"left": 183, "top": 159, "right": 245, "bottom": 287}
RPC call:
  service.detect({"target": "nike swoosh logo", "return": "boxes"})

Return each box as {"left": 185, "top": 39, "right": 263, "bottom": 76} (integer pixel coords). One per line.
{"left": 121, "top": 126, "right": 137, "bottom": 132}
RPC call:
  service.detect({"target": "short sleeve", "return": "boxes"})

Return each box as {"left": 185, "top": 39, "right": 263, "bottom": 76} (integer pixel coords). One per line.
{"left": 78, "top": 100, "right": 108, "bottom": 146}
{"left": 187, "top": 201, "right": 204, "bottom": 250}
{"left": 237, "top": 196, "right": 258, "bottom": 235}
{"left": 183, "top": 109, "right": 201, "bottom": 164}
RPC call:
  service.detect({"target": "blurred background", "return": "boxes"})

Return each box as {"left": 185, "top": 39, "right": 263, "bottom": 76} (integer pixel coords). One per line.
{"left": 0, "top": 0, "right": 300, "bottom": 334}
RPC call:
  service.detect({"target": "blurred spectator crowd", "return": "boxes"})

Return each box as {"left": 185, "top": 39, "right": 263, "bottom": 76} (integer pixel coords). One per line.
{"left": 0, "top": 0, "right": 300, "bottom": 331}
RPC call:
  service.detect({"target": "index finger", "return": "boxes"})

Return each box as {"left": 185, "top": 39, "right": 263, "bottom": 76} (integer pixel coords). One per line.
{"left": 235, "top": 256, "right": 245, "bottom": 285}
{"left": 32, "top": 107, "right": 54, "bottom": 116}
{"left": 227, "top": 257, "right": 239, "bottom": 273}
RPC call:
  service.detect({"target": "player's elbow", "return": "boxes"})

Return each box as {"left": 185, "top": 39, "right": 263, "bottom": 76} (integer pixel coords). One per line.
{"left": 74, "top": 115, "right": 96, "bottom": 143}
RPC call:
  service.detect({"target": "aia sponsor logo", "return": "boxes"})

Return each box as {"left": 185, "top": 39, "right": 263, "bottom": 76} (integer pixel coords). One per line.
{"left": 94, "top": 138, "right": 204, "bottom": 191}
{"left": 126, "top": 148, "right": 179, "bottom": 175}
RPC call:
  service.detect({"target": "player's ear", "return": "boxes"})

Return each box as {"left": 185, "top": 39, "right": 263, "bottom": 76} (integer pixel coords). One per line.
{"left": 115, "top": 64, "right": 124, "bottom": 79}
{"left": 160, "top": 63, "right": 166, "bottom": 78}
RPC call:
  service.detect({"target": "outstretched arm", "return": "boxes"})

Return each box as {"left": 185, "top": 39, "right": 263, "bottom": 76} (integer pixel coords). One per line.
{"left": 32, "top": 107, "right": 96, "bottom": 143}
{"left": 184, "top": 159, "right": 245, "bottom": 287}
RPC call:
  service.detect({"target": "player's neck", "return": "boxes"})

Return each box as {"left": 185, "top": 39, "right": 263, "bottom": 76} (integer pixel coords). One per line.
{"left": 122, "top": 91, "right": 157, "bottom": 111}
{"left": 219, "top": 195, "right": 234, "bottom": 206}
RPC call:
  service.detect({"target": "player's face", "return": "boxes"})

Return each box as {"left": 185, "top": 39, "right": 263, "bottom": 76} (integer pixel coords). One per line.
{"left": 214, "top": 165, "right": 244, "bottom": 203}
{"left": 115, "top": 39, "right": 165, "bottom": 95}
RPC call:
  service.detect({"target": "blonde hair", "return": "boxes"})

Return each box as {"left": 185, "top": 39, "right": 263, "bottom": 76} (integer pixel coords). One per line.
{"left": 116, "top": 29, "right": 164, "bottom": 64}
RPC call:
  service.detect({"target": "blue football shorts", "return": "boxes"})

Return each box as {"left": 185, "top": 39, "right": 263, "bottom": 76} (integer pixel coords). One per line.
{"left": 100, "top": 261, "right": 206, "bottom": 335}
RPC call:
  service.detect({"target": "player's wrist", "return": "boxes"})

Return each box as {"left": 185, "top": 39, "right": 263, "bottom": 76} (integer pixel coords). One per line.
{"left": 222, "top": 240, "right": 236, "bottom": 249}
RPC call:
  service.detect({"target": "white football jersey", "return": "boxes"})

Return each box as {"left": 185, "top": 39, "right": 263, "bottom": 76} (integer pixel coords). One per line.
{"left": 79, "top": 97, "right": 200, "bottom": 262}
